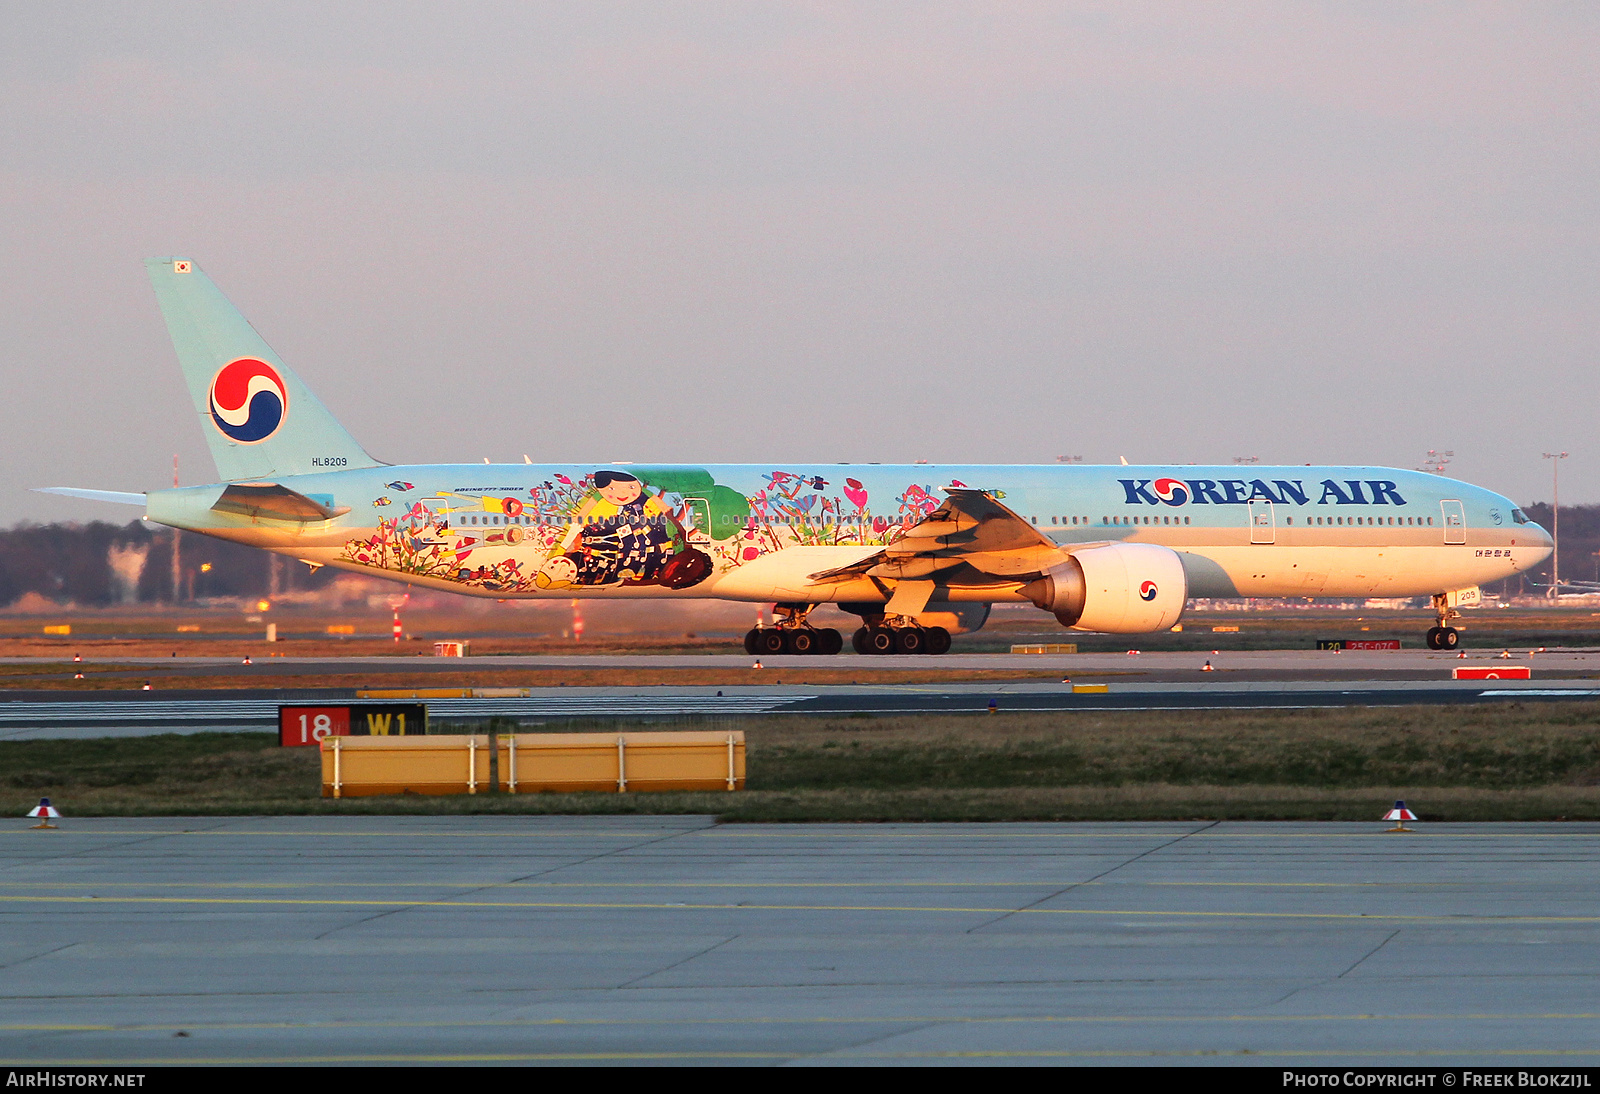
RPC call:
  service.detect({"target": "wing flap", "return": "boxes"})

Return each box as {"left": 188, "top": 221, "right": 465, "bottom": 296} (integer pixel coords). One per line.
{"left": 809, "top": 487, "right": 1072, "bottom": 584}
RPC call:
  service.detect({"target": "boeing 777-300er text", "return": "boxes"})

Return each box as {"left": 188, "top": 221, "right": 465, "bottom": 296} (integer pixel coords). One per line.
{"left": 41, "top": 259, "right": 1553, "bottom": 654}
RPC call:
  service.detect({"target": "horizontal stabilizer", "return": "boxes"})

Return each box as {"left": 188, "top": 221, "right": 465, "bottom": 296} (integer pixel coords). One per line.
{"left": 211, "top": 482, "right": 350, "bottom": 522}
{"left": 34, "top": 487, "right": 146, "bottom": 506}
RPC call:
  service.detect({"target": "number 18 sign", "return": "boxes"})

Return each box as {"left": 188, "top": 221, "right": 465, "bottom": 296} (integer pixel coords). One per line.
{"left": 279, "top": 706, "right": 351, "bottom": 746}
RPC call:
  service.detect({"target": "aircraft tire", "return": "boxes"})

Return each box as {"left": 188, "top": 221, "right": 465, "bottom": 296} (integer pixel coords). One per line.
{"left": 1425, "top": 626, "right": 1442, "bottom": 650}
{"left": 895, "top": 627, "right": 926, "bottom": 655}
{"left": 867, "top": 627, "right": 897, "bottom": 655}
{"left": 743, "top": 628, "right": 761, "bottom": 655}
{"left": 924, "top": 626, "right": 952, "bottom": 655}
{"left": 819, "top": 628, "right": 843, "bottom": 655}
{"left": 758, "top": 629, "right": 787, "bottom": 656}
{"left": 1440, "top": 627, "right": 1460, "bottom": 651}
{"left": 788, "top": 629, "right": 817, "bottom": 655}
{"left": 851, "top": 627, "right": 871, "bottom": 654}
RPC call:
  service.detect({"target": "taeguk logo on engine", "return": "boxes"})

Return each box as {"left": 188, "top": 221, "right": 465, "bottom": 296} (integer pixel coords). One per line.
{"left": 1151, "top": 478, "right": 1189, "bottom": 506}
{"left": 1139, "top": 581, "right": 1159, "bottom": 601}
{"left": 209, "top": 358, "right": 288, "bottom": 443}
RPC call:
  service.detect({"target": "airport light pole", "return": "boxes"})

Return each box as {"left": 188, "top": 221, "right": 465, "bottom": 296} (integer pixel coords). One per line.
{"left": 1544, "top": 452, "right": 1568, "bottom": 598}
{"left": 1420, "top": 450, "right": 1453, "bottom": 475}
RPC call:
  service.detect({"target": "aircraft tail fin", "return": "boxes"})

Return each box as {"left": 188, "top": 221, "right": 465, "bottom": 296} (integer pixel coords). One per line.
{"left": 145, "top": 258, "right": 383, "bottom": 481}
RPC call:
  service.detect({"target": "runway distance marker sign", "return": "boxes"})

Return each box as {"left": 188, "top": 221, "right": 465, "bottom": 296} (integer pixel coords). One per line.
{"left": 280, "top": 704, "right": 428, "bottom": 746}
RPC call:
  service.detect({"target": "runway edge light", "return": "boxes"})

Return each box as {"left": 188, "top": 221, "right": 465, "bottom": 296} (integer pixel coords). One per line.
{"left": 1383, "top": 800, "right": 1417, "bottom": 833}
{"left": 26, "top": 798, "right": 60, "bottom": 829}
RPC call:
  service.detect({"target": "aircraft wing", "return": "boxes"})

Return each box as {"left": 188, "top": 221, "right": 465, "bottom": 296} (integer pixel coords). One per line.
{"left": 809, "top": 488, "right": 1078, "bottom": 585}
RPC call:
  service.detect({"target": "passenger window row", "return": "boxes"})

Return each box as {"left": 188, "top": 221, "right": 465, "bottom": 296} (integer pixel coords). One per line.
{"left": 1283, "top": 516, "right": 1434, "bottom": 527}
{"left": 1029, "top": 514, "right": 1437, "bottom": 529}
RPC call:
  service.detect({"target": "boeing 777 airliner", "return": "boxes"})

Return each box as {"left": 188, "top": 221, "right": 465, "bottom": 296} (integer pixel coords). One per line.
{"left": 41, "top": 259, "right": 1553, "bottom": 654}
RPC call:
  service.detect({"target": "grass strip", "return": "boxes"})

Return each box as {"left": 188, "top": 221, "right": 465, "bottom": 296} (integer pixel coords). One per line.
{"left": 4, "top": 703, "right": 1600, "bottom": 821}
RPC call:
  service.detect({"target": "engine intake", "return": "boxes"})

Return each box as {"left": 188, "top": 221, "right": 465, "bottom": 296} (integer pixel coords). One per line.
{"left": 1022, "top": 543, "right": 1188, "bottom": 634}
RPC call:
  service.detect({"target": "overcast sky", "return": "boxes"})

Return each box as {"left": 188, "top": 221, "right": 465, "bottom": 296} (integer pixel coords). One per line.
{"left": 3, "top": 2, "right": 1597, "bottom": 522}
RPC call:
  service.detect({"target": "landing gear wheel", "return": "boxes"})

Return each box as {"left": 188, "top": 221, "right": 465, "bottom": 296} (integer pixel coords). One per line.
{"left": 758, "top": 629, "right": 787, "bottom": 656}
{"left": 1425, "top": 626, "right": 1442, "bottom": 650}
{"left": 867, "top": 627, "right": 897, "bottom": 655}
{"left": 819, "top": 628, "right": 843, "bottom": 655}
{"left": 851, "top": 627, "right": 871, "bottom": 654}
{"left": 1440, "top": 627, "right": 1460, "bottom": 651}
{"left": 923, "top": 626, "right": 952, "bottom": 656}
{"left": 788, "top": 629, "right": 817, "bottom": 655}
{"left": 743, "top": 628, "right": 761, "bottom": 655}
{"left": 895, "top": 627, "right": 926, "bottom": 655}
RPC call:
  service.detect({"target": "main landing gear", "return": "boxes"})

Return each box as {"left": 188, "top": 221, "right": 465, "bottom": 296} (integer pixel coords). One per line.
{"left": 743, "top": 602, "right": 843, "bottom": 656}
{"left": 850, "top": 624, "right": 952, "bottom": 656}
{"left": 1425, "top": 592, "right": 1461, "bottom": 651}
{"left": 741, "top": 603, "right": 954, "bottom": 655}
{"left": 743, "top": 625, "right": 844, "bottom": 656}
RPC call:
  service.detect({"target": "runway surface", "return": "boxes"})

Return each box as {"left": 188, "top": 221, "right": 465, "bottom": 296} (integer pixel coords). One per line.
{"left": 1, "top": 817, "right": 1597, "bottom": 1066}
{"left": 14, "top": 646, "right": 1600, "bottom": 682}
{"left": 2, "top": 649, "right": 1597, "bottom": 738}
{"left": 2, "top": 681, "right": 1599, "bottom": 739}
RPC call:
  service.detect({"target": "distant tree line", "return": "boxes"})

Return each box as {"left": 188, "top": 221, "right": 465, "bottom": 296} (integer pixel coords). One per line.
{"left": 0, "top": 520, "right": 336, "bottom": 607}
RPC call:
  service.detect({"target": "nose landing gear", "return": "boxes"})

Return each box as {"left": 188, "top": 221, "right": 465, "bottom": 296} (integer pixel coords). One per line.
{"left": 1426, "top": 593, "right": 1461, "bottom": 650}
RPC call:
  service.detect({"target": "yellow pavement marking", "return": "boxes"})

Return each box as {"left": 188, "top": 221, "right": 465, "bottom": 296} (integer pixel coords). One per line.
{"left": 7, "top": 828, "right": 1600, "bottom": 839}
{"left": 4, "top": 1012, "right": 1599, "bottom": 1034}
{"left": 6, "top": 1049, "right": 1600, "bottom": 1064}
{"left": 1, "top": 829, "right": 712, "bottom": 839}
{"left": 0, "top": 881, "right": 1082, "bottom": 890}
{"left": 0, "top": 879, "right": 1504, "bottom": 890}
{"left": 0, "top": 893, "right": 1596, "bottom": 923}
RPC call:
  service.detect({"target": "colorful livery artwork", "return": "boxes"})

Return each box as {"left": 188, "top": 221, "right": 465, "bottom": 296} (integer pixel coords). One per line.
{"left": 337, "top": 467, "right": 943, "bottom": 594}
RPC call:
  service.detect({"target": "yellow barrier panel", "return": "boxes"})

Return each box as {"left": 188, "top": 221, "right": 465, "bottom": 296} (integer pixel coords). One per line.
{"left": 502, "top": 731, "right": 745, "bottom": 794}
{"left": 357, "top": 688, "right": 472, "bottom": 700}
{"left": 321, "top": 735, "right": 491, "bottom": 798}
{"left": 1071, "top": 683, "right": 1109, "bottom": 694}
{"left": 1010, "top": 643, "right": 1078, "bottom": 654}
{"left": 43, "top": 624, "right": 70, "bottom": 636}
{"left": 320, "top": 731, "right": 746, "bottom": 797}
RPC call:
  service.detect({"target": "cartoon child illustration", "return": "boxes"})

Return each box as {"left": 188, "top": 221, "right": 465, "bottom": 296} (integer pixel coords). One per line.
{"left": 558, "top": 471, "right": 710, "bottom": 587}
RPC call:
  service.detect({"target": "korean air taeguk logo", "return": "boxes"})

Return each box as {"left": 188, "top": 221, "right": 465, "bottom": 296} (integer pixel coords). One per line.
{"left": 1139, "top": 580, "right": 1159, "bottom": 601}
{"left": 209, "top": 358, "right": 287, "bottom": 443}
{"left": 1151, "top": 478, "right": 1190, "bottom": 506}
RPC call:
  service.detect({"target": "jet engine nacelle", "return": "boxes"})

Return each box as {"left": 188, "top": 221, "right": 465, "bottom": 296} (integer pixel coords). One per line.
{"left": 1023, "top": 543, "right": 1188, "bottom": 634}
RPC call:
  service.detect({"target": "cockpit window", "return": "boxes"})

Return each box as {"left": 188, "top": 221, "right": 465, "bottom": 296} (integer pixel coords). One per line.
{"left": 1512, "top": 508, "right": 1529, "bottom": 525}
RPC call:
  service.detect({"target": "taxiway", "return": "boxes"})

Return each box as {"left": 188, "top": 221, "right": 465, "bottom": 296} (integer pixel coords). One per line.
{"left": 1, "top": 817, "right": 1596, "bottom": 1066}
